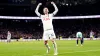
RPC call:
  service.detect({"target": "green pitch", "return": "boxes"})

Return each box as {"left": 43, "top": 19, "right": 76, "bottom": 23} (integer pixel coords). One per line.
{"left": 0, "top": 40, "right": 100, "bottom": 56}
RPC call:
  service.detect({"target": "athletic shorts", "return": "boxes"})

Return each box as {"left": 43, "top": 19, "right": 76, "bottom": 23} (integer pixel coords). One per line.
{"left": 90, "top": 35, "right": 93, "bottom": 37}
{"left": 43, "top": 30, "right": 56, "bottom": 40}
{"left": 7, "top": 37, "right": 11, "bottom": 40}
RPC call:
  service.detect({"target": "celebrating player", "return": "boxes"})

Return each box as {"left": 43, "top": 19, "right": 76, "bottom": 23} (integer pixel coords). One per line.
{"left": 76, "top": 31, "right": 83, "bottom": 46}
{"left": 35, "top": 2, "right": 58, "bottom": 55}
{"left": 7, "top": 31, "right": 11, "bottom": 43}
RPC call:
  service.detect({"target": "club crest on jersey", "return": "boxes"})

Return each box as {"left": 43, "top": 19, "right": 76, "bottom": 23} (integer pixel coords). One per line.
{"left": 43, "top": 18, "right": 50, "bottom": 21}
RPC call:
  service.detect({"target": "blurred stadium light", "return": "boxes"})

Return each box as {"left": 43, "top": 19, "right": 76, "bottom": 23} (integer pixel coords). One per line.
{"left": 0, "top": 0, "right": 98, "bottom": 5}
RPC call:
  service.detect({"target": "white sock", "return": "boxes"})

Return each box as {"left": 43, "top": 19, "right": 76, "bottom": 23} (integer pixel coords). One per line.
{"left": 53, "top": 41, "right": 58, "bottom": 53}
{"left": 45, "top": 44, "right": 50, "bottom": 53}
{"left": 45, "top": 44, "right": 49, "bottom": 49}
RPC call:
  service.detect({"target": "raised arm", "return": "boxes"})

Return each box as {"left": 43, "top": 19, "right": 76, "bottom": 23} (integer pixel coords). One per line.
{"left": 35, "top": 3, "right": 42, "bottom": 16}
{"left": 51, "top": 2, "right": 58, "bottom": 15}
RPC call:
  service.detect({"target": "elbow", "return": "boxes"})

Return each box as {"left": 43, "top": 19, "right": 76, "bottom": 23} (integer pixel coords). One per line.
{"left": 35, "top": 10, "right": 37, "bottom": 13}
{"left": 57, "top": 9, "right": 58, "bottom": 12}
{"left": 55, "top": 9, "right": 58, "bottom": 13}
{"left": 35, "top": 8, "right": 38, "bottom": 13}
{"left": 57, "top": 7, "right": 58, "bottom": 12}
{"left": 55, "top": 7, "right": 58, "bottom": 13}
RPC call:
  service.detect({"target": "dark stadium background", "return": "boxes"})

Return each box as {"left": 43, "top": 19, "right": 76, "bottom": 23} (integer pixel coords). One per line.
{"left": 0, "top": 0, "right": 100, "bottom": 39}
{"left": 0, "top": 0, "right": 100, "bottom": 16}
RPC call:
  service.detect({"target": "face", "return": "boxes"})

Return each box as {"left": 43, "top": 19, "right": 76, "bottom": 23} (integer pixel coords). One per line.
{"left": 43, "top": 7, "right": 49, "bottom": 14}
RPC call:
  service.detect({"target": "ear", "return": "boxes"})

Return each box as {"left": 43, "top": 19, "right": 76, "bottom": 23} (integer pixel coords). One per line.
{"left": 48, "top": 10, "right": 49, "bottom": 13}
{"left": 48, "top": 9, "right": 49, "bottom": 13}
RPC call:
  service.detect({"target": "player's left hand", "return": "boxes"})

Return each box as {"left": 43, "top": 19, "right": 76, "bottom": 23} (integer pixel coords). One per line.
{"left": 51, "top": 2, "right": 55, "bottom": 4}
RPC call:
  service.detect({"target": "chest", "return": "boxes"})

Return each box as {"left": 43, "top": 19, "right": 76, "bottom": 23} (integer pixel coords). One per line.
{"left": 42, "top": 15, "right": 52, "bottom": 21}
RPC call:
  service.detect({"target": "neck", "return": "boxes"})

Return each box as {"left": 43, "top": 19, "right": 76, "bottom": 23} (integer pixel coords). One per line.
{"left": 45, "top": 13, "right": 48, "bottom": 15}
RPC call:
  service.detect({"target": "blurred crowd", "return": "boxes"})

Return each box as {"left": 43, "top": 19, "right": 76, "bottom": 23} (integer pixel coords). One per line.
{"left": 0, "top": 28, "right": 43, "bottom": 39}
{"left": 0, "top": 19, "right": 100, "bottom": 39}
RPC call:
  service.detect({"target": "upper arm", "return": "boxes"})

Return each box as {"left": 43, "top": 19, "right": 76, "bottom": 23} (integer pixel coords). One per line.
{"left": 53, "top": 9, "right": 58, "bottom": 16}
{"left": 35, "top": 10, "right": 41, "bottom": 17}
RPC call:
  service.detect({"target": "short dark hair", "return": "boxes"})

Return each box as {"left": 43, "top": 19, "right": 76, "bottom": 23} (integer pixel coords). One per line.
{"left": 44, "top": 7, "right": 48, "bottom": 9}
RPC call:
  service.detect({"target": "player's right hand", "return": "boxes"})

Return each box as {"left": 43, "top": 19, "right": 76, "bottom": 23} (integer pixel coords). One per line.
{"left": 39, "top": 3, "right": 42, "bottom": 6}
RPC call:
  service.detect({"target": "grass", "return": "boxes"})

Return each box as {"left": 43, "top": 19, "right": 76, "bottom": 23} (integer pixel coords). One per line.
{"left": 0, "top": 40, "right": 100, "bottom": 56}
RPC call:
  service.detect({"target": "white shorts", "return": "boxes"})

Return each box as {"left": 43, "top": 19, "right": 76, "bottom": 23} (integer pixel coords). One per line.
{"left": 43, "top": 30, "right": 56, "bottom": 40}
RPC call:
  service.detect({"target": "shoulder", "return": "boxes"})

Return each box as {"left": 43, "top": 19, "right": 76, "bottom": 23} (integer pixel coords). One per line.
{"left": 41, "top": 14, "right": 46, "bottom": 17}
{"left": 79, "top": 32, "right": 82, "bottom": 34}
{"left": 49, "top": 14, "right": 54, "bottom": 16}
{"left": 40, "top": 15, "right": 44, "bottom": 18}
{"left": 77, "top": 32, "right": 81, "bottom": 34}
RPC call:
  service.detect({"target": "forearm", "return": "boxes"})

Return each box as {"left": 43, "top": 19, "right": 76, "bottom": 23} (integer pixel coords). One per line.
{"left": 35, "top": 4, "right": 41, "bottom": 16}
{"left": 52, "top": 3, "right": 58, "bottom": 15}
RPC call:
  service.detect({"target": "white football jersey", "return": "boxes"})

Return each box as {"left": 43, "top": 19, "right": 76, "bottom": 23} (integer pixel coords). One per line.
{"left": 41, "top": 14, "right": 54, "bottom": 31}
{"left": 76, "top": 32, "right": 82, "bottom": 38}
{"left": 35, "top": 3, "right": 58, "bottom": 31}
{"left": 90, "top": 31, "right": 94, "bottom": 36}
{"left": 7, "top": 32, "right": 11, "bottom": 39}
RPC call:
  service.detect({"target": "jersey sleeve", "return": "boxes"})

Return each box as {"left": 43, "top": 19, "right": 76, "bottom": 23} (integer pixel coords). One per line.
{"left": 50, "top": 14, "right": 54, "bottom": 17}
